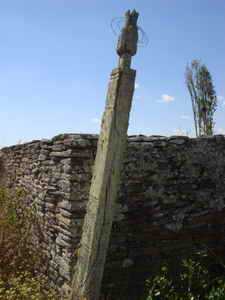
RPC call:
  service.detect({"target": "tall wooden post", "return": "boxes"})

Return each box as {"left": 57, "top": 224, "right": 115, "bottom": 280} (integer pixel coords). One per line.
{"left": 70, "top": 10, "right": 139, "bottom": 300}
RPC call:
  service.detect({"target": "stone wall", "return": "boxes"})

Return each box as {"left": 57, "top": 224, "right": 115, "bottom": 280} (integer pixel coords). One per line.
{"left": 1, "top": 134, "right": 225, "bottom": 299}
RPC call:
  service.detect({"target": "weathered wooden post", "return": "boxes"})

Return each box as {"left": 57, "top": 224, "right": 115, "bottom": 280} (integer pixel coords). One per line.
{"left": 70, "top": 10, "right": 139, "bottom": 300}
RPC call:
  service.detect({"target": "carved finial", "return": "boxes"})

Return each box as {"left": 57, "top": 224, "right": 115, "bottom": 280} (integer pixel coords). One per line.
{"left": 123, "top": 10, "right": 139, "bottom": 30}
{"left": 117, "top": 10, "right": 139, "bottom": 69}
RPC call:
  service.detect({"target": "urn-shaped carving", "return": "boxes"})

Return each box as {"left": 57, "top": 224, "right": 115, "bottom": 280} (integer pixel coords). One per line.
{"left": 116, "top": 10, "right": 139, "bottom": 57}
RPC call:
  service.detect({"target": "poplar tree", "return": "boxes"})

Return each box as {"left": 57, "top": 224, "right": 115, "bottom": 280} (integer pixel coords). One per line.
{"left": 185, "top": 60, "right": 217, "bottom": 136}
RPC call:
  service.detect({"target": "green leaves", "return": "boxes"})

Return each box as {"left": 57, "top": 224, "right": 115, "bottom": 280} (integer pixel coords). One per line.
{"left": 146, "top": 251, "right": 225, "bottom": 300}
{"left": 185, "top": 60, "right": 217, "bottom": 137}
{"left": 0, "top": 272, "right": 59, "bottom": 300}
{"left": 0, "top": 187, "right": 61, "bottom": 300}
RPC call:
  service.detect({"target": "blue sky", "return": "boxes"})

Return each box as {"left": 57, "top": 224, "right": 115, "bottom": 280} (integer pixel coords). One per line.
{"left": 0, "top": 0, "right": 225, "bottom": 146}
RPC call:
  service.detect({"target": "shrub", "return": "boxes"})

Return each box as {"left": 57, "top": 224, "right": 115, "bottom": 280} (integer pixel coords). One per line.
{"left": 0, "top": 272, "right": 59, "bottom": 300}
{"left": 0, "top": 187, "right": 60, "bottom": 299}
{"left": 145, "top": 252, "right": 225, "bottom": 300}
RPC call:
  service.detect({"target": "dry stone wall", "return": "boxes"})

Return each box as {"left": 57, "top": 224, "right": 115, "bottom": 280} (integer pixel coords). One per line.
{"left": 1, "top": 134, "right": 225, "bottom": 299}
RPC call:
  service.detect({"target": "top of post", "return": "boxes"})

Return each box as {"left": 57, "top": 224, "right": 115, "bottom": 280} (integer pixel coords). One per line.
{"left": 124, "top": 9, "right": 139, "bottom": 28}
{"left": 117, "top": 10, "right": 139, "bottom": 69}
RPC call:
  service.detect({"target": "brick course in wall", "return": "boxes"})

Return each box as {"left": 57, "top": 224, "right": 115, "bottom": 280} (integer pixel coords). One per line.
{"left": 1, "top": 134, "right": 225, "bottom": 299}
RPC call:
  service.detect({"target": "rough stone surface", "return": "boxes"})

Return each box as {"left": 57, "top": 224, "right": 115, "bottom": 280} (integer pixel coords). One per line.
{"left": 1, "top": 133, "right": 225, "bottom": 299}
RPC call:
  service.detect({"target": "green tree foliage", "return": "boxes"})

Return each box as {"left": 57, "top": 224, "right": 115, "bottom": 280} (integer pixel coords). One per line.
{"left": 0, "top": 187, "right": 61, "bottom": 300}
{"left": 185, "top": 60, "right": 217, "bottom": 136}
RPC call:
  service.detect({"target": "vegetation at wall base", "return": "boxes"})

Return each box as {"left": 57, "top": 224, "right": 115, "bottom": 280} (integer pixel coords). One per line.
{"left": 0, "top": 187, "right": 61, "bottom": 300}
{"left": 145, "top": 250, "right": 225, "bottom": 300}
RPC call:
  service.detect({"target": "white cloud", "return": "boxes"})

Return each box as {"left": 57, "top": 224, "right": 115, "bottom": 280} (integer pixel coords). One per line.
{"left": 159, "top": 94, "right": 175, "bottom": 103}
{"left": 173, "top": 128, "right": 188, "bottom": 136}
{"left": 180, "top": 115, "right": 190, "bottom": 120}
{"left": 135, "top": 83, "right": 139, "bottom": 90}
{"left": 91, "top": 118, "right": 101, "bottom": 124}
